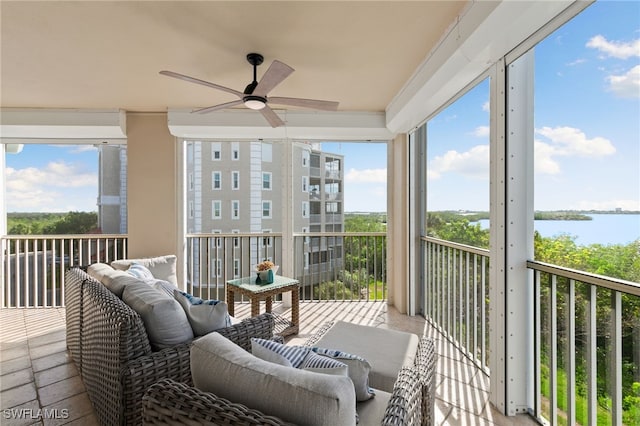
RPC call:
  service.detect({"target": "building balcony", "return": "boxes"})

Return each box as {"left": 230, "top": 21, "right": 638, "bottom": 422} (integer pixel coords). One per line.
{"left": 2, "top": 233, "right": 637, "bottom": 425}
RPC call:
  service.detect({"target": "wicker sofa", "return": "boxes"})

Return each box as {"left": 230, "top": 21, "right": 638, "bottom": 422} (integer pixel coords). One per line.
{"left": 142, "top": 325, "right": 437, "bottom": 425}
{"left": 64, "top": 267, "right": 278, "bottom": 426}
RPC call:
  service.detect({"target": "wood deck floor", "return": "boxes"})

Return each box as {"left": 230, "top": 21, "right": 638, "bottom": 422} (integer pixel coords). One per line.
{"left": 1, "top": 301, "right": 537, "bottom": 425}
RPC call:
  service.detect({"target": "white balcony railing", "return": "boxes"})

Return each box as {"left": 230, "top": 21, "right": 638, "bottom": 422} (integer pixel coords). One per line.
{"left": 422, "top": 236, "right": 491, "bottom": 372}
{"left": 423, "top": 235, "right": 640, "bottom": 426}
{"left": 1, "top": 234, "right": 128, "bottom": 308}
{"left": 184, "top": 232, "right": 386, "bottom": 303}
{"left": 527, "top": 260, "right": 640, "bottom": 426}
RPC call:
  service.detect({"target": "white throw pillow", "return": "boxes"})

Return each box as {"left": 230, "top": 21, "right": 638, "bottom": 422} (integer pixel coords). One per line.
{"left": 126, "top": 263, "right": 155, "bottom": 281}
{"left": 87, "top": 262, "right": 114, "bottom": 282}
{"left": 122, "top": 281, "right": 193, "bottom": 350}
{"left": 174, "top": 290, "right": 232, "bottom": 337}
{"left": 112, "top": 255, "right": 178, "bottom": 285}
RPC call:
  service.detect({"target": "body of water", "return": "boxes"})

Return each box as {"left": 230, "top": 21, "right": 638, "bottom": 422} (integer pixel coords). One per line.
{"left": 477, "top": 214, "right": 640, "bottom": 246}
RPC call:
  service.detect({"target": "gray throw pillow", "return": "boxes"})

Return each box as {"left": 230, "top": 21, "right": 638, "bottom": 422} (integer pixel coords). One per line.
{"left": 174, "top": 290, "right": 231, "bottom": 336}
{"left": 122, "top": 281, "right": 193, "bottom": 349}
{"left": 310, "top": 347, "right": 375, "bottom": 401}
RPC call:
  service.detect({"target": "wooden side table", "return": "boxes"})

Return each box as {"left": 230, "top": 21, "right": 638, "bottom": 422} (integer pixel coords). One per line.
{"left": 226, "top": 275, "right": 300, "bottom": 336}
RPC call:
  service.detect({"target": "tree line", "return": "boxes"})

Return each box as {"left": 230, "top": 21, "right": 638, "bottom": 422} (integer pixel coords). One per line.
{"left": 7, "top": 212, "right": 98, "bottom": 235}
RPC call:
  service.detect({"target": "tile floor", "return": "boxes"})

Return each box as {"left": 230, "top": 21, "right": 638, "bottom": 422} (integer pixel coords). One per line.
{"left": 0, "top": 302, "right": 539, "bottom": 425}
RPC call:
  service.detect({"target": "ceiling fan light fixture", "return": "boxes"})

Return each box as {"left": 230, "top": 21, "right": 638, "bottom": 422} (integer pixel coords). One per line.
{"left": 243, "top": 95, "right": 267, "bottom": 110}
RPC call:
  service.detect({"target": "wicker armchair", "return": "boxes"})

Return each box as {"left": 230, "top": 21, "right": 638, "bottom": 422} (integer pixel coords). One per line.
{"left": 143, "top": 364, "right": 425, "bottom": 426}
{"left": 141, "top": 328, "right": 437, "bottom": 425}
{"left": 65, "top": 267, "right": 278, "bottom": 426}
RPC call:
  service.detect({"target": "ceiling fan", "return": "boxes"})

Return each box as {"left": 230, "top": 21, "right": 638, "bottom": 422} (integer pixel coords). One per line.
{"left": 160, "top": 53, "right": 339, "bottom": 128}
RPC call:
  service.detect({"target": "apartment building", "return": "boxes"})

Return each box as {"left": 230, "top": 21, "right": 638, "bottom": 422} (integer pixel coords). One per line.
{"left": 185, "top": 140, "right": 344, "bottom": 285}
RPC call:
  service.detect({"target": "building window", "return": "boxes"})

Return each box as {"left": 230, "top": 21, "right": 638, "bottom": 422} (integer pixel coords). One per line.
{"left": 232, "top": 229, "right": 240, "bottom": 248}
{"left": 302, "top": 150, "right": 309, "bottom": 167}
{"left": 231, "top": 200, "right": 240, "bottom": 219}
{"left": 188, "top": 201, "right": 194, "bottom": 219}
{"left": 232, "top": 142, "right": 239, "bottom": 161}
{"left": 302, "top": 176, "right": 308, "bottom": 192}
{"left": 302, "top": 201, "right": 309, "bottom": 218}
{"left": 212, "top": 172, "right": 221, "bottom": 190}
{"left": 232, "top": 171, "right": 240, "bottom": 190}
{"left": 326, "top": 202, "right": 339, "bottom": 213}
{"left": 212, "top": 142, "right": 221, "bottom": 161}
{"left": 302, "top": 227, "right": 309, "bottom": 244}
{"left": 262, "top": 201, "right": 272, "bottom": 218}
{"left": 262, "top": 172, "right": 272, "bottom": 190}
{"left": 212, "top": 200, "right": 221, "bottom": 219}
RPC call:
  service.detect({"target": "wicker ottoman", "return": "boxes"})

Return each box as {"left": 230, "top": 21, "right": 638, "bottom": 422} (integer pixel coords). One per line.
{"left": 305, "top": 321, "right": 420, "bottom": 393}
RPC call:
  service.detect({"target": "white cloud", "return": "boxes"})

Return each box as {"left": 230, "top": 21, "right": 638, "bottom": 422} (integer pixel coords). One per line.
{"left": 586, "top": 35, "right": 640, "bottom": 59}
{"left": 429, "top": 145, "right": 489, "bottom": 180}
{"left": 6, "top": 161, "right": 97, "bottom": 212}
{"left": 535, "top": 126, "right": 616, "bottom": 157}
{"left": 606, "top": 65, "right": 640, "bottom": 98}
{"left": 534, "top": 141, "right": 561, "bottom": 175}
{"left": 345, "top": 168, "right": 387, "bottom": 183}
{"left": 482, "top": 101, "right": 490, "bottom": 112}
{"left": 472, "top": 126, "right": 490, "bottom": 137}
{"left": 6, "top": 162, "right": 96, "bottom": 191}
{"left": 567, "top": 58, "right": 586, "bottom": 67}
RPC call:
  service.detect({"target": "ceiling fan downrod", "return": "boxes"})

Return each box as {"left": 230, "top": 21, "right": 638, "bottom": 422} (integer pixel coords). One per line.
{"left": 244, "top": 53, "right": 264, "bottom": 95}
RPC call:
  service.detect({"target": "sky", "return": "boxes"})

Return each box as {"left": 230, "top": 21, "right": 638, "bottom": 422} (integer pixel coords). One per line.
{"left": 4, "top": 1, "right": 639, "bottom": 214}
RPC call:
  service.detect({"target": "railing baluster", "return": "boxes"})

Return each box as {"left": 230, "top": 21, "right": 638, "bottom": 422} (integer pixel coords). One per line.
{"left": 611, "top": 290, "right": 622, "bottom": 426}
{"left": 481, "top": 256, "right": 487, "bottom": 369}
{"left": 587, "top": 284, "right": 597, "bottom": 426}
{"left": 465, "top": 251, "right": 470, "bottom": 357}
{"left": 16, "top": 240, "right": 29, "bottom": 308}
{"left": 473, "top": 254, "right": 478, "bottom": 362}
{"left": 566, "top": 279, "right": 575, "bottom": 426}
{"left": 550, "top": 274, "right": 557, "bottom": 425}
{"left": 534, "top": 270, "right": 541, "bottom": 419}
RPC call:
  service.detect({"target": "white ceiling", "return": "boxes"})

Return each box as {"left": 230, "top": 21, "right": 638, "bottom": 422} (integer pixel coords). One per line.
{"left": 0, "top": 1, "right": 468, "bottom": 114}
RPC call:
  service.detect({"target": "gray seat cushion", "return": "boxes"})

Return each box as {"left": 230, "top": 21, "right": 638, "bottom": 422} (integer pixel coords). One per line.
{"left": 313, "top": 321, "right": 420, "bottom": 392}
{"left": 357, "top": 390, "right": 391, "bottom": 426}
{"left": 191, "top": 332, "right": 357, "bottom": 426}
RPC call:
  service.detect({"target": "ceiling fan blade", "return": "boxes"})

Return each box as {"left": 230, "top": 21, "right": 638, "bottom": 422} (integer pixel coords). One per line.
{"left": 259, "top": 105, "right": 285, "bottom": 128}
{"left": 159, "top": 70, "right": 244, "bottom": 98}
{"left": 269, "top": 96, "right": 339, "bottom": 111}
{"left": 192, "top": 100, "right": 244, "bottom": 114}
{"left": 253, "top": 60, "right": 294, "bottom": 96}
